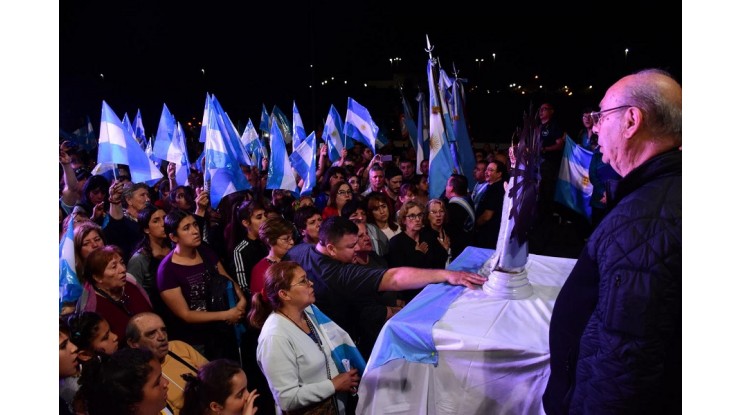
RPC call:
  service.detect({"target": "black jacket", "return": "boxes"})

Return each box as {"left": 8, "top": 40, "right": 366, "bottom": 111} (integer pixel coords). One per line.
{"left": 544, "top": 149, "right": 682, "bottom": 414}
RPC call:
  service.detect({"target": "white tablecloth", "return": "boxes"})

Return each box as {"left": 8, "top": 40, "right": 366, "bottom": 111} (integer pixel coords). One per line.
{"left": 356, "top": 248, "right": 576, "bottom": 415}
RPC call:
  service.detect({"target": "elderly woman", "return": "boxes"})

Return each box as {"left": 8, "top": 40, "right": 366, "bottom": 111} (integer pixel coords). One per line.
{"left": 422, "top": 198, "right": 452, "bottom": 262}
{"left": 76, "top": 245, "right": 153, "bottom": 346}
{"left": 249, "top": 262, "right": 360, "bottom": 415}
{"left": 388, "top": 201, "right": 449, "bottom": 302}
{"left": 77, "top": 348, "right": 169, "bottom": 415}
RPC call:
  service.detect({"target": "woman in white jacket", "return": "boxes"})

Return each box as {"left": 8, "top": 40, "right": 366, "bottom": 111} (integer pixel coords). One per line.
{"left": 248, "top": 261, "right": 361, "bottom": 415}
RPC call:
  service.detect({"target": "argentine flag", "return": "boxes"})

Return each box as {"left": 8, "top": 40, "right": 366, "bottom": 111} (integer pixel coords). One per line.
{"left": 59, "top": 219, "right": 82, "bottom": 311}
{"left": 198, "top": 93, "right": 211, "bottom": 143}
{"left": 323, "top": 104, "right": 351, "bottom": 162}
{"left": 153, "top": 103, "right": 177, "bottom": 162}
{"left": 259, "top": 104, "right": 271, "bottom": 138}
{"left": 555, "top": 135, "right": 594, "bottom": 219}
{"left": 306, "top": 305, "right": 366, "bottom": 374}
{"left": 416, "top": 92, "right": 430, "bottom": 174}
{"left": 204, "top": 98, "right": 251, "bottom": 209}
{"left": 241, "top": 119, "right": 263, "bottom": 168}
{"left": 97, "top": 101, "right": 163, "bottom": 185}
{"left": 426, "top": 61, "right": 455, "bottom": 199}
{"left": 292, "top": 101, "right": 307, "bottom": 152}
{"left": 266, "top": 121, "right": 298, "bottom": 193}
{"left": 344, "top": 98, "right": 378, "bottom": 153}
{"left": 289, "top": 131, "right": 317, "bottom": 196}
{"left": 210, "top": 96, "right": 251, "bottom": 167}
{"left": 133, "top": 109, "right": 148, "bottom": 150}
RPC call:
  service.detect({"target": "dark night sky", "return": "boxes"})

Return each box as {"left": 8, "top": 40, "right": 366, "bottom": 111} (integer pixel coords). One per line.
{"left": 60, "top": 0, "right": 681, "bottom": 143}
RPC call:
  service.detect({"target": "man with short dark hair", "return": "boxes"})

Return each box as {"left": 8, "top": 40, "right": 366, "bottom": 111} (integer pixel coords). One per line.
{"left": 283, "top": 216, "right": 486, "bottom": 357}
{"left": 361, "top": 164, "right": 386, "bottom": 197}
{"left": 474, "top": 160, "right": 506, "bottom": 249}
{"left": 399, "top": 159, "right": 417, "bottom": 185}
{"left": 544, "top": 69, "right": 681, "bottom": 414}
{"left": 444, "top": 174, "right": 475, "bottom": 258}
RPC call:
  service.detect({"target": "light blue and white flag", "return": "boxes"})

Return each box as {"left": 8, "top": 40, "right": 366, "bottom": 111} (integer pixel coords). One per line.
{"left": 344, "top": 97, "right": 378, "bottom": 153}
{"left": 210, "top": 96, "right": 251, "bottom": 167}
{"left": 241, "top": 119, "right": 263, "bottom": 168}
{"left": 266, "top": 121, "right": 298, "bottom": 193}
{"left": 416, "top": 92, "right": 430, "bottom": 174}
{"left": 145, "top": 137, "right": 161, "bottom": 168}
{"left": 97, "top": 101, "right": 163, "bottom": 185}
{"left": 438, "top": 68, "right": 461, "bottom": 173}
{"left": 292, "top": 101, "right": 307, "bottom": 152}
{"left": 133, "top": 109, "right": 148, "bottom": 150}
{"left": 554, "top": 135, "right": 594, "bottom": 218}
{"left": 204, "top": 99, "right": 251, "bottom": 209}
{"left": 272, "top": 105, "right": 293, "bottom": 146}
{"left": 450, "top": 79, "right": 476, "bottom": 191}
{"left": 171, "top": 122, "right": 191, "bottom": 185}
{"left": 72, "top": 116, "right": 97, "bottom": 151}
{"left": 122, "top": 113, "right": 134, "bottom": 140}
{"left": 427, "top": 61, "right": 456, "bottom": 199}
{"left": 259, "top": 104, "right": 271, "bottom": 138}
{"left": 198, "top": 93, "right": 211, "bottom": 143}
{"left": 306, "top": 304, "right": 366, "bottom": 374}
{"left": 153, "top": 103, "right": 177, "bottom": 162}
{"left": 59, "top": 218, "right": 82, "bottom": 311}
{"left": 323, "top": 104, "right": 347, "bottom": 162}
{"left": 289, "top": 131, "right": 317, "bottom": 196}
{"left": 401, "top": 92, "right": 418, "bottom": 149}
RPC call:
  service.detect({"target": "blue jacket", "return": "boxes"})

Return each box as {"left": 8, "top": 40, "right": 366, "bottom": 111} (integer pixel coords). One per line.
{"left": 544, "top": 149, "right": 682, "bottom": 414}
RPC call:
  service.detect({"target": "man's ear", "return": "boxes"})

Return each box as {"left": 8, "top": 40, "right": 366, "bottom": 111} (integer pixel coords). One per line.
{"left": 624, "top": 107, "right": 642, "bottom": 140}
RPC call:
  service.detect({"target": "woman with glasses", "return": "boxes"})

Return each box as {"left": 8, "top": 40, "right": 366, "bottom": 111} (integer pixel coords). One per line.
{"left": 76, "top": 245, "right": 153, "bottom": 347}
{"left": 388, "top": 201, "right": 448, "bottom": 301}
{"left": 322, "top": 180, "right": 353, "bottom": 220}
{"left": 249, "top": 261, "right": 361, "bottom": 415}
{"left": 250, "top": 218, "right": 296, "bottom": 295}
{"left": 422, "top": 198, "right": 452, "bottom": 261}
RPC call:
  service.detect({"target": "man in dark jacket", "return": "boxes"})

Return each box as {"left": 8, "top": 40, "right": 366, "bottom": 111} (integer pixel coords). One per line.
{"left": 544, "top": 69, "right": 681, "bottom": 414}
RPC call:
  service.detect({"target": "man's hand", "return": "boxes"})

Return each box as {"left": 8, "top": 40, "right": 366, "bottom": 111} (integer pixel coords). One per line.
{"left": 444, "top": 270, "right": 487, "bottom": 289}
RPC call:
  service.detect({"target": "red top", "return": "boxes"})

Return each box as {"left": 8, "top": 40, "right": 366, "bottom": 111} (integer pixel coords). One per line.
{"left": 93, "top": 280, "right": 153, "bottom": 346}
{"left": 250, "top": 257, "right": 277, "bottom": 295}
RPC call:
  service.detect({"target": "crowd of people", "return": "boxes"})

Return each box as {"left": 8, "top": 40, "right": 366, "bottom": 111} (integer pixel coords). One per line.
{"left": 59, "top": 68, "right": 680, "bottom": 414}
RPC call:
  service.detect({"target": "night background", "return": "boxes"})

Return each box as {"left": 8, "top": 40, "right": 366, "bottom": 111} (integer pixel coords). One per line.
{"left": 60, "top": 0, "right": 681, "bottom": 151}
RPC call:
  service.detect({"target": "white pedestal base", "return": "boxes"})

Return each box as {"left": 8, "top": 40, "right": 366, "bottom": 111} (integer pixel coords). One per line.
{"left": 481, "top": 268, "right": 534, "bottom": 300}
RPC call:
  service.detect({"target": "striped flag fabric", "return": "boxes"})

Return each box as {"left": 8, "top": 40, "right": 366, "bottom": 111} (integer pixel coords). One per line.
{"left": 272, "top": 105, "right": 293, "bottom": 146}
{"left": 59, "top": 218, "right": 82, "bottom": 310}
{"left": 259, "top": 104, "right": 271, "bottom": 138}
{"left": 292, "top": 101, "right": 307, "bottom": 152}
{"left": 133, "top": 109, "right": 148, "bottom": 150}
{"left": 289, "top": 131, "right": 317, "bottom": 196}
{"left": 554, "top": 135, "right": 594, "bottom": 218}
{"left": 153, "top": 103, "right": 177, "bottom": 162}
{"left": 306, "top": 304, "right": 366, "bottom": 375}
{"left": 241, "top": 118, "right": 263, "bottom": 168}
{"left": 204, "top": 97, "right": 251, "bottom": 208}
{"left": 450, "top": 78, "right": 476, "bottom": 190}
{"left": 344, "top": 97, "right": 378, "bottom": 153}
{"left": 97, "top": 101, "right": 163, "bottom": 185}
{"left": 323, "top": 104, "right": 347, "bottom": 162}
{"left": 266, "top": 121, "right": 298, "bottom": 193}
{"left": 416, "top": 92, "right": 430, "bottom": 174}
{"left": 426, "top": 60, "right": 456, "bottom": 199}
{"left": 401, "top": 92, "right": 418, "bottom": 149}
{"left": 198, "top": 93, "right": 211, "bottom": 143}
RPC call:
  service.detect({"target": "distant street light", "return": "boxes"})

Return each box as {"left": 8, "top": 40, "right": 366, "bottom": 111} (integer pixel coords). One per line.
{"left": 624, "top": 48, "right": 629, "bottom": 59}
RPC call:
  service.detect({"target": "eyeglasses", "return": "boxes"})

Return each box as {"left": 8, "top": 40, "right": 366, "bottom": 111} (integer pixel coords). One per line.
{"left": 337, "top": 190, "right": 352, "bottom": 196}
{"left": 290, "top": 276, "right": 311, "bottom": 287}
{"left": 405, "top": 213, "right": 424, "bottom": 221}
{"left": 585, "top": 105, "right": 633, "bottom": 125}
{"left": 277, "top": 235, "right": 294, "bottom": 244}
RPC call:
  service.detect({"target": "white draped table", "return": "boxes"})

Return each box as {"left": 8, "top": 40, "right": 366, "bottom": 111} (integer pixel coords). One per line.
{"left": 356, "top": 248, "right": 576, "bottom": 415}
